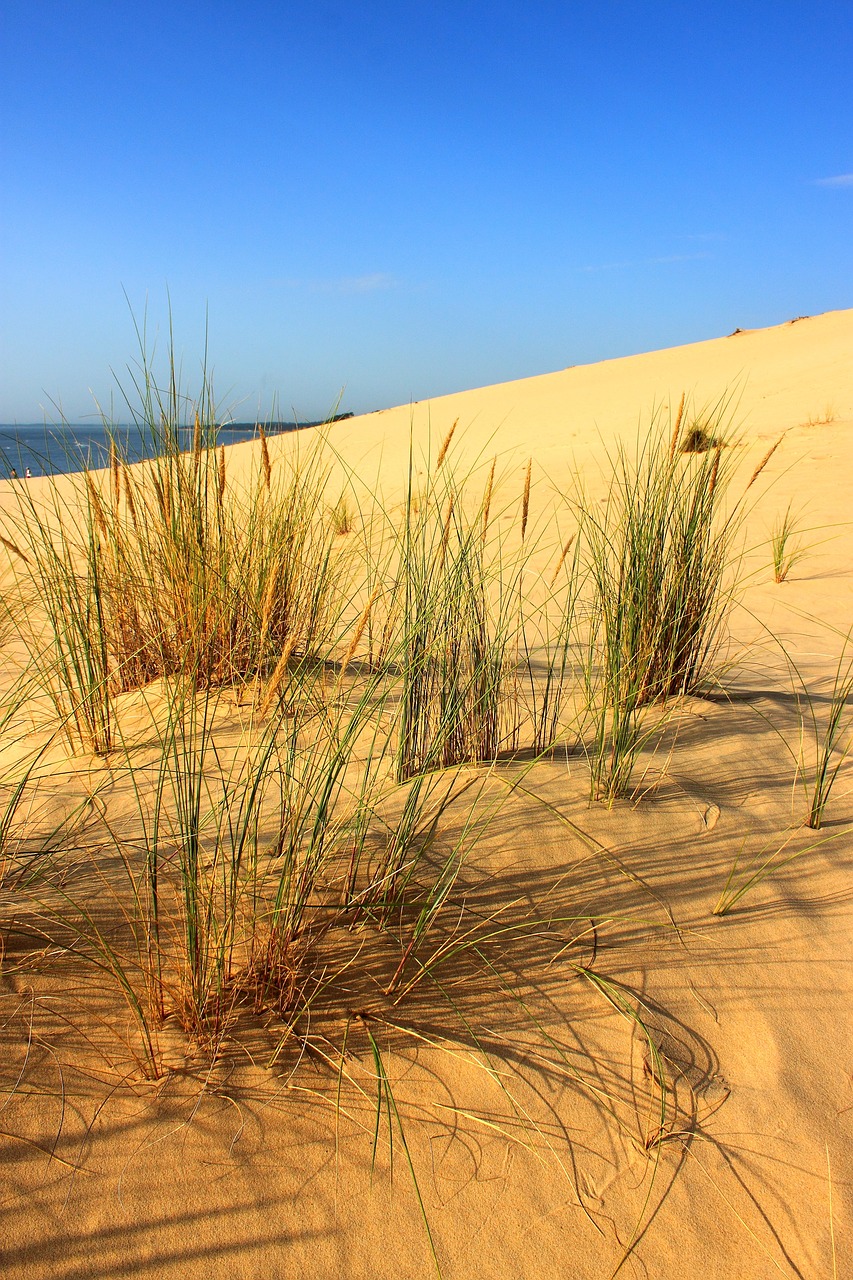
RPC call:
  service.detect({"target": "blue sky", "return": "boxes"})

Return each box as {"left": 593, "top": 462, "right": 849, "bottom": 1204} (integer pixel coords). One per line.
{"left": 1, "top": 1, "right": 851, "bottom": 422}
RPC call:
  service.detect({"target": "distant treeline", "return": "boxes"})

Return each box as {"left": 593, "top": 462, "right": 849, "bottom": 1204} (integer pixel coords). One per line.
{"left": 219, "top": 412, "right": 354, "bottom": 432}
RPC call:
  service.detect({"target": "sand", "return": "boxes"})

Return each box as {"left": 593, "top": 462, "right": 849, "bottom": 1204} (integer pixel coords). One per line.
{"left": 2, "top": 310, "right": 852, "bottom": 1278}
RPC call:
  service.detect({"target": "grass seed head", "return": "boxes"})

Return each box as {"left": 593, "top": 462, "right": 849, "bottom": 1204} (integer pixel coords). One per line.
{"left": 261, "top": 633, "right": 299, "bottom": 714}
{"left": 218, "top": 444, "right": 226, "bottom": 503}
{"left": 258, "top": 425, "right": 272, "bottom": 490}
{"left": 340, "top": 583, "right": 381, "bottom": 679}
{"left": 481, "top": 457, "right": 496, "bottom": 543}
{"left": 669, "top": 393, "right": 686, "bottom": 460}
{"left": 0, "top": 533, "right": 29, "bottom": 563}
{"left": 436, "top": 418, "right": 458, "bottom": 469}
{"left": 520, "top": 459, "right": 532, "bottom": 541}
{"left": 85, "top": 472, "right": 109, "bottom": 539}
{"left": 746, "top": 434, "right": 784, "bottom": 490}
{"left": 549, "top": 534, "right": 575, "bottom": 587}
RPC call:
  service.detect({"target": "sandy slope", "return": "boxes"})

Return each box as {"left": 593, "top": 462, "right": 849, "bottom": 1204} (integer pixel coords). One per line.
{"left": 325, "top": 305, "right": 853, "bottom": 488}
{"left": 2, "top": 310, "right": 853, "bottom": 1278}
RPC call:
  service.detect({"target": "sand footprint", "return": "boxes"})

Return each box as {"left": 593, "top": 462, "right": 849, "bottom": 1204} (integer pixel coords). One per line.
{"left": 700, "top": 802, "right": 721, "bottom": 831}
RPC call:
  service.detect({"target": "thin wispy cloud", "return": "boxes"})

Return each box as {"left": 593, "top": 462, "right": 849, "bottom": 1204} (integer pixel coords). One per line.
{"left": 279, "top": 273, "right": 399, "bottom": 294}
{"left": 650, "top": 252, "right": 711, "bottom": 265}
{"left": 580, "top": 259, "right": 633, "bottom": 274}
{"left": 580, "top": 251, "right": 711, "bottom": 274}
{"left": 813, "top": 174, "right": 853, "bottom": 187}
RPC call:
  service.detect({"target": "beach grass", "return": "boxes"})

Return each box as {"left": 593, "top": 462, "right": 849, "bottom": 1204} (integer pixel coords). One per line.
{"left": 576, "top": 395, "right": 739, "bottom": 801}
{"left": 771, "top": 502, "right": 807, "bottom": 582}
{"left": 0, "top": 348, "right": 845, "bottom": 1278}
{"left": 794, "top": 628, "right": 853, "bottom": 829}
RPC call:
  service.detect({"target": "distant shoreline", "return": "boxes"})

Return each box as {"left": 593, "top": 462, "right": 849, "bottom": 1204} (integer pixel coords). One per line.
{"left": 0, "top": 412, "right": 354, "bottom": 433}
{"left": 217, "top": 412, "right": 354, "bottom": 431}
{"left": 0, "top": 413, "right": 356, "bottom": 477}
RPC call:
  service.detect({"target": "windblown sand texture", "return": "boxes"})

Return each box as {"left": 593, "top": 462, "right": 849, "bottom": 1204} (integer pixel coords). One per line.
{"left": 2, "top": 310, "right": 853, "bottom": 1278}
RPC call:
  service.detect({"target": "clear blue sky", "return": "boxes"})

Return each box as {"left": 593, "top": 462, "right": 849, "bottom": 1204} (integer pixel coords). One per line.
{"left": 1, "top": 1, "right": 851, "bottom": 422}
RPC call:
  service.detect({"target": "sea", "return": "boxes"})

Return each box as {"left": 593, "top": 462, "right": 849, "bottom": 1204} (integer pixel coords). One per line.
{"left": 0, "top": 421, "right": 312, "bottom": 479}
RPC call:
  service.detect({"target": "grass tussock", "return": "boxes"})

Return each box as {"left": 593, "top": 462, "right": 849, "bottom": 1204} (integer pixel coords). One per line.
{"left": 391, "top": 449, "right": 527, "bottom": 779}
{"left": 771, "top": 503, "right": 807, "bottom": 582}
{"left": 801, "top": 402, "right": 837, "bottom": 427}
{"left": 790, "top": 629, "right": 853, "bottom": 829}
{"left": 713, "top": 823, "right": 852, "bottom": 915}
{"left": 578, "top": 395, "right": 740, "bottom": 801}
{"left": 1, "top": 357, "right": 348, "bottom": 754}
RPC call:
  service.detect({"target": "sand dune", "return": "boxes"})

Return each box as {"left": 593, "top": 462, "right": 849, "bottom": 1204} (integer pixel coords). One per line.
{"left": 2, "top": 310, "right": 852, "bottom": 1278}
{"left": 325, "top": 305, "right": 853, "bottom": 475}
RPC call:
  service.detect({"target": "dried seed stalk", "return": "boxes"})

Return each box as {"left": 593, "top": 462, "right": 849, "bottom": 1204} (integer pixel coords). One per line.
{"left": 482, "top": 457, "right": 496, "bottom": 543}
{"left": 192, "top": 412, "right": 202, "bottom": 467}
{"left": 258, "top": 425, "right": 272, "bottom": 490}
{"left": 86, "top": 472, "right": 108, "bottom": 539}
{"left": 746, "top": 434, "right": 784, "bottom": 490}
{"left": 440, "top": 494, "right": 455, "bottom": 564}
{"left": 261, "top": 634, "right": 298, "bottom": 714}
{"left": 109, "top": 440, "right": 121, "bottom": 510}
{"left": 155, "top": 470, "right": 173, "bottom": 523}
{"left": 123, "top": 466, "right": 139, "bottom": 531}
{"left": 549, "top": 534, "right": 575, "bottom": 587}
{"left": 0, "top": 534, "right": 29, "bottom": 563}
{"left": 339, "top": 584, "right": 381, "bottom": 681}
{"left": 436, "top": 418, "right": 458, "bottom": 469}
{"left": 669, "top": 392, "right": 686, "bottom": 460}
{"left": 520, "top": 459, "right": 531, "bottom": 541}
{"left": 218, "top": 444, "right": 226, "bottom": 503}
{"left": 259, "top": 556, "right": 282, "bottom": 641}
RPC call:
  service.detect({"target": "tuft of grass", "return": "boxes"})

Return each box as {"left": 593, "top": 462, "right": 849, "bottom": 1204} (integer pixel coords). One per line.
{"left": 32, "top": 604, "right": 499, "bottom": 1072}
{"left": 770, "top": 503, "right": 807, "bottom": 582}
{"left": 391, "top": 442, "right": 529, "bottom": 781}
{"left": 1, "top": 471, "right": 116, "bottom": 754}
{"left": 38, "top": 651, "right": 392, "bottom": 1068}
{"left": 795, "top": 630, "right": 853, "bottom": 829}
{"left": 522, "top": 530, "right": 584, "bottom": 755}
{"left": 801, "top": 403, "right": 837, "bottom": 427}
{"left": 669, "top": 391, "right": 724, "bottom": 455}
{"left": 1, "top": 335, "right": 351, "bottom": 750}
{"left": 679, "top": 423, "right": 723, "bottom": 454}
{"left": 713, "top": 824, "right": 852, "bottom": 915}
{"left": 578, "top": 397, "right": 739, "bottom": 801}
{"left": 101, "top": 392, "right": 346, "bottom": 692}
{"left": 330, "top": 492, "right": 354, "bottom": 535}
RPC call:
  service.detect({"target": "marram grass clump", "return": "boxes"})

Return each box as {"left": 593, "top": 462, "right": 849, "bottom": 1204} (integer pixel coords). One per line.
{"left": 1, "top": 359, "right": 350, "bottom": 754}
{"left": 578, "top": 395, "right": 739, "bottom": 800}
